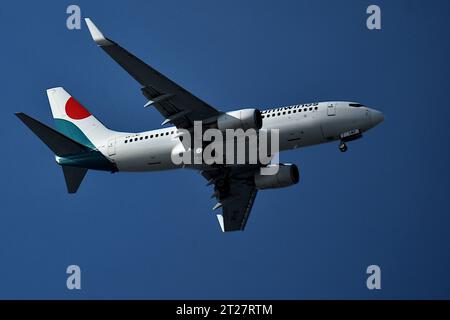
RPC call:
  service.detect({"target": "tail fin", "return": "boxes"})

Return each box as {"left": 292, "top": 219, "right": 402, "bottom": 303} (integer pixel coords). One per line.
{"left": 46, "top": 87, "right": 112, "bottom": 149}
{"left": 15, "top": 112, "right": 89, "bottom": 193}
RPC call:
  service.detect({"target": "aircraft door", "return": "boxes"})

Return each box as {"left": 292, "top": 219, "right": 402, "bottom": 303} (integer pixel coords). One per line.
{"left": 327, "top": 103, "right": 336, "bottom": 116}
{"left": 107, "top": 138, "right": 116, "bottom": 156}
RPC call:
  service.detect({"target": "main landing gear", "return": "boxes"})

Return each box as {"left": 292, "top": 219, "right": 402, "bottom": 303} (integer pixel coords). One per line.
{"left": 339, "top": 141, "right": 348, "bottom": 153}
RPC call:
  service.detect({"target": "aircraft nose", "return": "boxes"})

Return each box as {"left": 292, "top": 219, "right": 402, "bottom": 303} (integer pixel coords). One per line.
{"left": 370, "top": 109, "right": 384, "bottom": 127}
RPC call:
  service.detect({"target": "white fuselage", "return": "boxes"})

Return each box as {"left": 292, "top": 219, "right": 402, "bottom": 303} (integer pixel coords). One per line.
{"left": 100, "top": 101, "right": 384, "bottom": 172}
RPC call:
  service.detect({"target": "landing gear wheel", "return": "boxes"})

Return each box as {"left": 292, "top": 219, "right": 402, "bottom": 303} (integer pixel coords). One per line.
{"left": 339, "top": 142, "right": 348, "bottom": 153}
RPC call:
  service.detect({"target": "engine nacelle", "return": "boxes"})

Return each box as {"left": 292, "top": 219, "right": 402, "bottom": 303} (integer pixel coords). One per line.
{"left": 217, "top": 108, "right": 262, "bottom": 131}
{"left": 254, "top": 164, "right": 300, "bottom": 190}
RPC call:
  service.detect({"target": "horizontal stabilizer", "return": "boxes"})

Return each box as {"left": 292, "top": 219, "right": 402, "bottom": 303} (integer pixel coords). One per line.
{"left": 62, "top": 166, "right": 88, "bottom": 193}
{"left": 15, "top": 112, "right": 90, "bottom": 156}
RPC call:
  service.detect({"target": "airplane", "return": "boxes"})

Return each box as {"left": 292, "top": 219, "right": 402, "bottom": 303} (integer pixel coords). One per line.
{"left": 15, "top": 18, "right": 384, "bottom": 232}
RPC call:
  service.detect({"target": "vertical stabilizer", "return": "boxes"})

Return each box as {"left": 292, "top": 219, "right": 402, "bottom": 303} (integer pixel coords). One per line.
{"left": 46, "top": 87, "right": 113, "bottom": 148}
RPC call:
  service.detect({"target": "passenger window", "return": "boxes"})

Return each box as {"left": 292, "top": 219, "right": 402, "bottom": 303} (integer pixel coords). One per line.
{"left": 140, "top": 137, "right": 143, "bottom": 140}
{"left": 134, "top": 138, "right": 138, "bottom": 141}
{"left": 125, "top": 140, "right": 128, "bottom": 143}
{"left": 145, "top": 136, "right": 148, "bottom": 139}
{"left": 155, "top": 134, "right": 159, "bottom": 137}
{"left": 150, "top": 135, "right": 153, "bottom": 138}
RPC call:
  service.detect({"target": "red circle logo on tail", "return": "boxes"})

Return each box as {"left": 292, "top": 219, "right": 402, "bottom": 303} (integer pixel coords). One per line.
{"left": 65, "top": 97, "right": 91, "bottom": 120}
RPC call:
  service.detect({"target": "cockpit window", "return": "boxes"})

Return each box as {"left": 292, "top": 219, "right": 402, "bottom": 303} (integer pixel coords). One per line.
{"left": 349, "top": 103, "right": 364, "bottom": 108}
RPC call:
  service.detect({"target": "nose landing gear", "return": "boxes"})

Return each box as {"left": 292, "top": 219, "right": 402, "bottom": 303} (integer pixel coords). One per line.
{"left": 338, "top": 129, "right": 363, "bottom": 153}
{"left": 339, "top": 141, "right": 348, "bottom": 152}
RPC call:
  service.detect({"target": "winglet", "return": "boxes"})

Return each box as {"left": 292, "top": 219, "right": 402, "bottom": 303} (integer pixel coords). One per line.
{"left": 216, "top": 214, "right": 225, "bottom": 233}
{"left": 85, "top": 18, "right": 112, "bottom": 46}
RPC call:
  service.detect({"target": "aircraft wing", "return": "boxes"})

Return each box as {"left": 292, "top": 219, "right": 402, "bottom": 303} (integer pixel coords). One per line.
{"left": 85, "top": 18, "right": 220, "bottom": 128}
{"left": 202, "top": 168, "right": 258, "bottom": 232}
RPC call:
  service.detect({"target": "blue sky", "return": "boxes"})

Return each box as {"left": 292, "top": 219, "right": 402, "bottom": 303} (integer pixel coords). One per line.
{"left": 0, "top": 0, "right": 449, "bottom": 299}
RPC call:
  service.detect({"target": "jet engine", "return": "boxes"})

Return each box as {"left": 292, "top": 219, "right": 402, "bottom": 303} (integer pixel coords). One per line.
{"left": 217, "top": 109, "right": 262, "bottom": 131}
{"left": 254, "top": 164, "right": 300, "bottom": 190}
